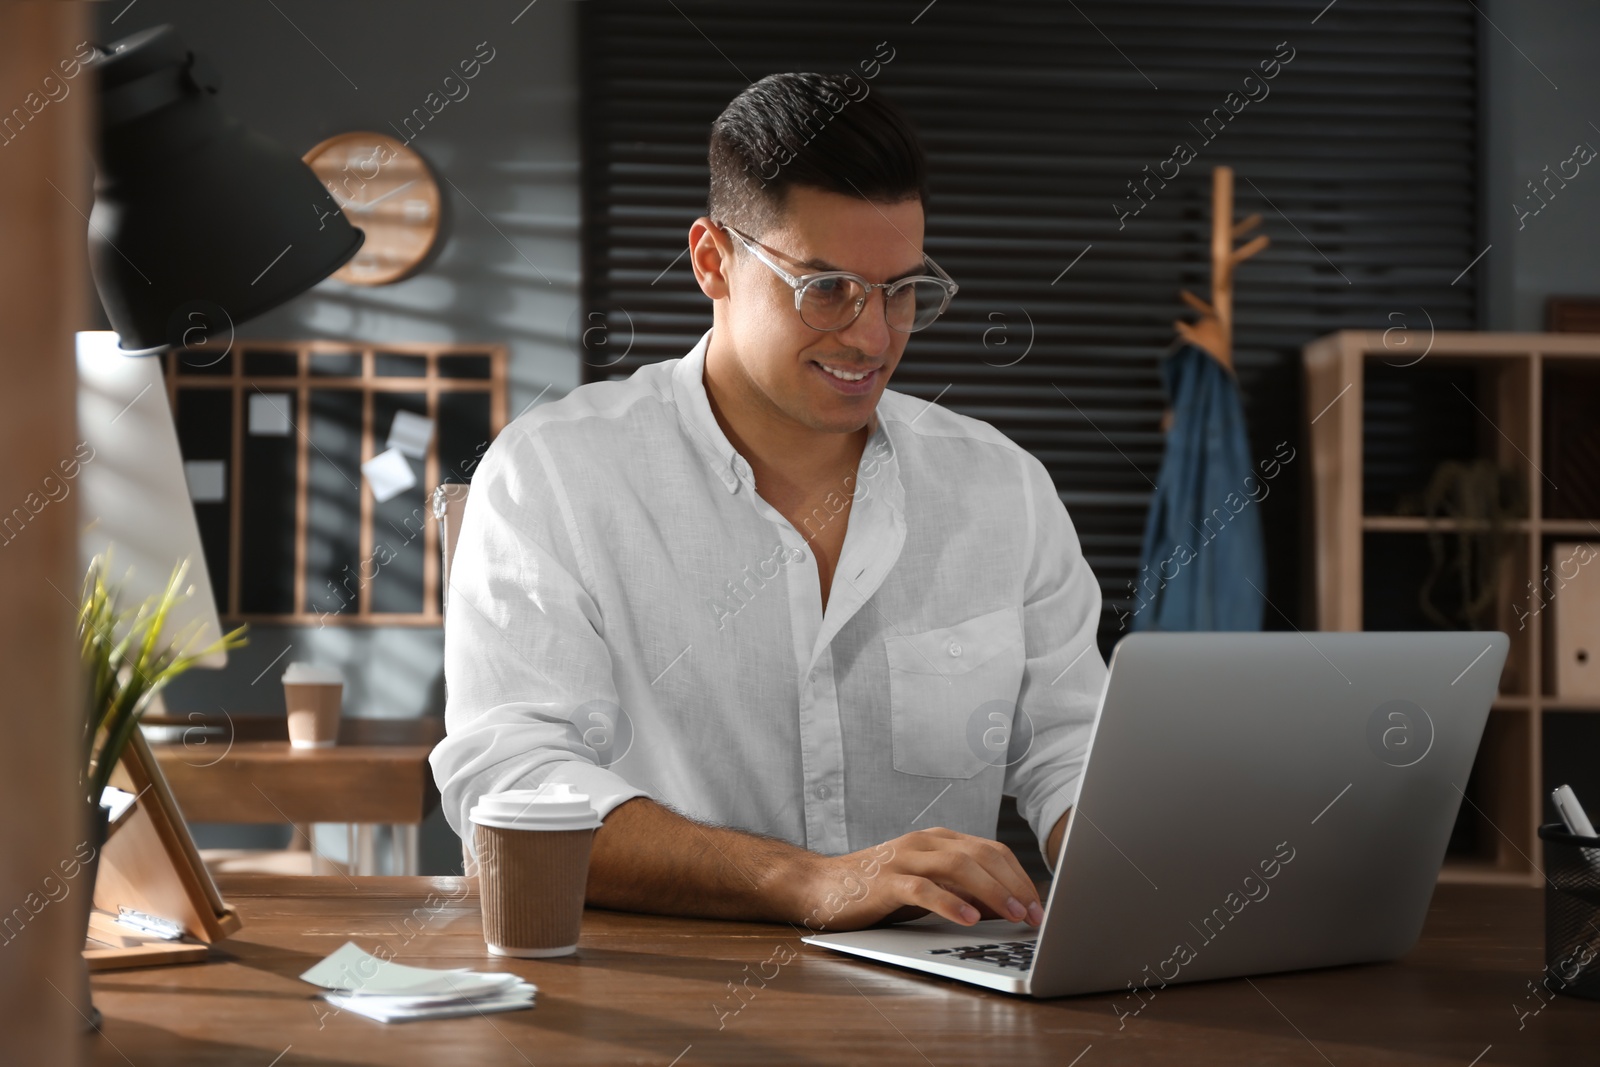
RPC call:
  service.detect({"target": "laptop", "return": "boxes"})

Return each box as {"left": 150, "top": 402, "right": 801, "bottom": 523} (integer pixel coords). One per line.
{"left": 803, "top": 631, "right": 1508, "bottom": 998}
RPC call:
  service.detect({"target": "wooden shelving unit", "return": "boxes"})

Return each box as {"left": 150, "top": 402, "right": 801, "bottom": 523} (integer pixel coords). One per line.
{"left": 1304, "top": 331, "right": 1600, "bottom": 887}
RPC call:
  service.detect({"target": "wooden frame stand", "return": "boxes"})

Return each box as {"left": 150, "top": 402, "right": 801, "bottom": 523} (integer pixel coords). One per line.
{"left": 85, "top": 730, "right": 241, "bottom": 970}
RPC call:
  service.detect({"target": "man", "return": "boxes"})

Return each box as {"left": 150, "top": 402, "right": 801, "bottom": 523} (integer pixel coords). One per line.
{"left": 430, "top": 72, "right": 1106, "bottom": 933}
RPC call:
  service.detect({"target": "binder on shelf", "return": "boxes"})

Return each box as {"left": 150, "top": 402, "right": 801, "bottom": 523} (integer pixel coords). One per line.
{"left": 1550, "top": 541, "right": 1600, "bottom": 699}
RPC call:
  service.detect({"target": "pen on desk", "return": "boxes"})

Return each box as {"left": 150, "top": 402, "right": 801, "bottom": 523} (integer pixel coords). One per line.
{"left": 1551, "top": 784, "right": 1600, "bottom": 875}
{"left": 1552, "top": 784, "right": 1597, "bottom": 839}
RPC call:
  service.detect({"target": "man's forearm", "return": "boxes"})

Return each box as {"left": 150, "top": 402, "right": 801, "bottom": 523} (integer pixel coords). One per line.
{"left": 1046, "top": 807, "right": 1071, "bottom": 873}
{"left": 586, "top": 796, "right": 817, "bottom": 922}
{"left": 585, "top": 797, "right": 1055, "bottom": 931}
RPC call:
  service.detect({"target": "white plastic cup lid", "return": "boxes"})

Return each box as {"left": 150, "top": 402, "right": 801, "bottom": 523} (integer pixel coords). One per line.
{"left": 283, "top": 662, "right": 343, "bottom": 685}
{"left": 469, "top": 783, "right": 601, "bottom": 831}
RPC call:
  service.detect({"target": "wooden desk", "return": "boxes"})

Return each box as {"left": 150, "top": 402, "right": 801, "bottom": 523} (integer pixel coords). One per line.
{"left": 86, "top": 877, "right": 1596, "bottom": 1065}
{"left": 143, "top": 716, "right": 443, "bottom": 875}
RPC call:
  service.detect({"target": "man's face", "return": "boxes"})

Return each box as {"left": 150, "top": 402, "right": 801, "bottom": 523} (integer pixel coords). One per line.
{"left": 713, "top": 186, "right": 926, "bottom": 436}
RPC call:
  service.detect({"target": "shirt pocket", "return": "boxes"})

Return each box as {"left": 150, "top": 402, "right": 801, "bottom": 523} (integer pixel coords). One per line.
{"left": 885, "top": 606, "right": 1026, "bottom": 779}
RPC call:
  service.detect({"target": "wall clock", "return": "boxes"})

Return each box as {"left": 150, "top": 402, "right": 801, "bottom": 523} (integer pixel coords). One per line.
{"left": 302, "top": 132, "right": 442, "bottom": 286}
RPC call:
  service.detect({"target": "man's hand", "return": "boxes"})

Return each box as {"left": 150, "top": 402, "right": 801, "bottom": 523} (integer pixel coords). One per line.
{"left": 784, "top": 826, "right": 1047, "bottom": 934}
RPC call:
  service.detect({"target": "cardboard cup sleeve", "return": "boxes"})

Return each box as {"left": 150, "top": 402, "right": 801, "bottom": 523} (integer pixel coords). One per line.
{"left": 283, "top": 682, "right": 342, "bottom": 748}
{"left": 474, "top": 823, "right": 595, "bottom": 957}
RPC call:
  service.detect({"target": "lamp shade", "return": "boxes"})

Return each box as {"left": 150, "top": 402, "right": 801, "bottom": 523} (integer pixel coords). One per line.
{"left": 87, "top": 25, "right": 363, "bottom": 354}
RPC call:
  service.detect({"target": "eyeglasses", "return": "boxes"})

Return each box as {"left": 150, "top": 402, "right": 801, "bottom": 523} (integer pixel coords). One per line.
{"left": 717, "top": 222, "right": 958, "bottom": 333}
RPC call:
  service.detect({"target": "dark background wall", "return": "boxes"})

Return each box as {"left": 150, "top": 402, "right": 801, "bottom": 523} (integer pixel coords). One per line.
{"left": 577, "top": 0, "right": 1483, "bottom": 659}
{"left": 88, "top": 1, "right": 1600, "bottom": 874}
{"left": 1480, "top": 0, "right": 1600, "bottom": 329}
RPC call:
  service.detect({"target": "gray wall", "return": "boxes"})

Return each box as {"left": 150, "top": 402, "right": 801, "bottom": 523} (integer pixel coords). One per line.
{"left": 1481, "top": 0, "right": 1600, "bottom": 329}
{"left": 94, "top": 0, "right": 582, "bottom": 872}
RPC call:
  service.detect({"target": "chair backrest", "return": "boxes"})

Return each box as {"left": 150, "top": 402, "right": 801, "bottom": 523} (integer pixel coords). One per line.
{"left": 435, "top": 481, "right": 473, "bottom": 871}
{"left": 432, "top": 482, "right": 472, "bottom": 616}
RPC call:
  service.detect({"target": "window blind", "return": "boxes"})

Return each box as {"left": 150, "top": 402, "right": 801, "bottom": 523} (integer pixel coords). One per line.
{"left": 578, "top": 0, "right": 1480, "bottom": 649}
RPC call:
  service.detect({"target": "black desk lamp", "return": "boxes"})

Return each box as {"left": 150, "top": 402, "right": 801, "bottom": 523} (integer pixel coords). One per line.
{"left": 86, "top": 25, "right": 363, "bottom": 355}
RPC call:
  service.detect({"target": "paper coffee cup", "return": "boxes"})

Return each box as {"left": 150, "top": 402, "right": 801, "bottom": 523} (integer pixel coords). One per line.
{"left": 469, "top": 784, "right": 601, "bottom": 958}
{"left": 282, "top": 663, "right": 343, "bottom": 748}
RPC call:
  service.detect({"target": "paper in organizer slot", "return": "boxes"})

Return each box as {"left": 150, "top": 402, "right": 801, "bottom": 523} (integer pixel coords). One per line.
{"left": 362, "top": 446, "right": 416, "bottom": 503}
{"left": 247, "top": 392, "right": 293, "bottom": 436}
{"left": 301, "top": 942, "right": 536, "bottom": 1023}
{"left": 386, "top": 410, "right": 434, "bottom": 460}
{"left": 183, "top": 459, "right": 226, "bottom": 503}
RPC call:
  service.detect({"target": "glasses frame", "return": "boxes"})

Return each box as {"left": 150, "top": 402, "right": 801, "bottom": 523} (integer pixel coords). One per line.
{"left": 716, "top": 221, "right": 958, "bottom": 333}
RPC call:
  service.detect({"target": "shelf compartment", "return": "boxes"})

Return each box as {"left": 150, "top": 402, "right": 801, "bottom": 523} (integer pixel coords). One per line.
{"left": 1361, "top": 530, "right": 1531, "bottom": 696}
{"left": 1362, "top": 359, "right": 1531, "bottom": 519}
{"left": 1543, "top": 361, "right": 1600, "bottom": 520}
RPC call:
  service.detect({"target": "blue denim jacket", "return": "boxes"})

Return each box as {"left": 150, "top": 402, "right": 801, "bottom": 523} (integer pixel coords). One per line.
{"left": 1130, "top": 343, "right": 1265, "bottom": 632}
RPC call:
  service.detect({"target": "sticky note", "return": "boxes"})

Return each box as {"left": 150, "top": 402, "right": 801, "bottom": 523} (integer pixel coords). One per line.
{"left": 362, "top": 447, "right": 416, "bottom": 503}
{"left": 248, "top": 393, "right": 293, "bottom": 436}
{"left": 183, "top": 459, "right": 226, "bottom": 502}
{"left": 387, "top": 410, "right": 434, "bottom": 459}
{"left": 300, "top": 941, "right": 525, "bottom": 997}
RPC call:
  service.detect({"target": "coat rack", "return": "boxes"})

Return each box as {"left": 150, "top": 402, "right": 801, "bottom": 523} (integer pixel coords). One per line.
{"left": 1174, "top": 165, "right": 1270, "bottom": 373}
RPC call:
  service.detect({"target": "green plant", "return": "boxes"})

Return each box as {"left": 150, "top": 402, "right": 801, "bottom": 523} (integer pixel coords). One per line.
{"left": 78, "top": 552, "right": 247, "bottom": 810}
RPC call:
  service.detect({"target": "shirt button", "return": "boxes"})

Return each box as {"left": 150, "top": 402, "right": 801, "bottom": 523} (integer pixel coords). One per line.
{"left": 816, "top": 784, "right": 831, "bottom": 800}
{"left": 948, "top": 642, "right": 962, "bottom": 657}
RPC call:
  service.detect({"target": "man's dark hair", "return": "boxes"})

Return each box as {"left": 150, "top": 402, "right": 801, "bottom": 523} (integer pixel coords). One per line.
{"left": 708, "top": 72, "right": 927, "bottom": 237}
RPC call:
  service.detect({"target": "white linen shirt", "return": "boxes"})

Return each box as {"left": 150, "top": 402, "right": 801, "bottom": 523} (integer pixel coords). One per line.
{"left": 430, "top": 329, "right": 1108, "bottom": 862}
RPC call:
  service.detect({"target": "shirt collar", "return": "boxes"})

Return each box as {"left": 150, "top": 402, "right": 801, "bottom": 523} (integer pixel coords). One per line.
{"left": 671, "top": 328, "right": 883, "bottom": 495}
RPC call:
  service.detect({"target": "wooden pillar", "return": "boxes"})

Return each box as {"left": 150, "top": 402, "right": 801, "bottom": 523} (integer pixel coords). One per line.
{"left": 0, "top": 2, "right": 93, "bottom": 1063}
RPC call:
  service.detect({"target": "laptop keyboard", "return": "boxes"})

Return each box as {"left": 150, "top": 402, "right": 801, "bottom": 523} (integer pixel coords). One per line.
{"left": 926, "top": 939, "right": 1036, "bottom": 971}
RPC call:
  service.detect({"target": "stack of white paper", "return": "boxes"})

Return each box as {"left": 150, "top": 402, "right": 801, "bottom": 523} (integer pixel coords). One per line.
{"left": 301, "top": 942, "right": 536, "bottom": 1023}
